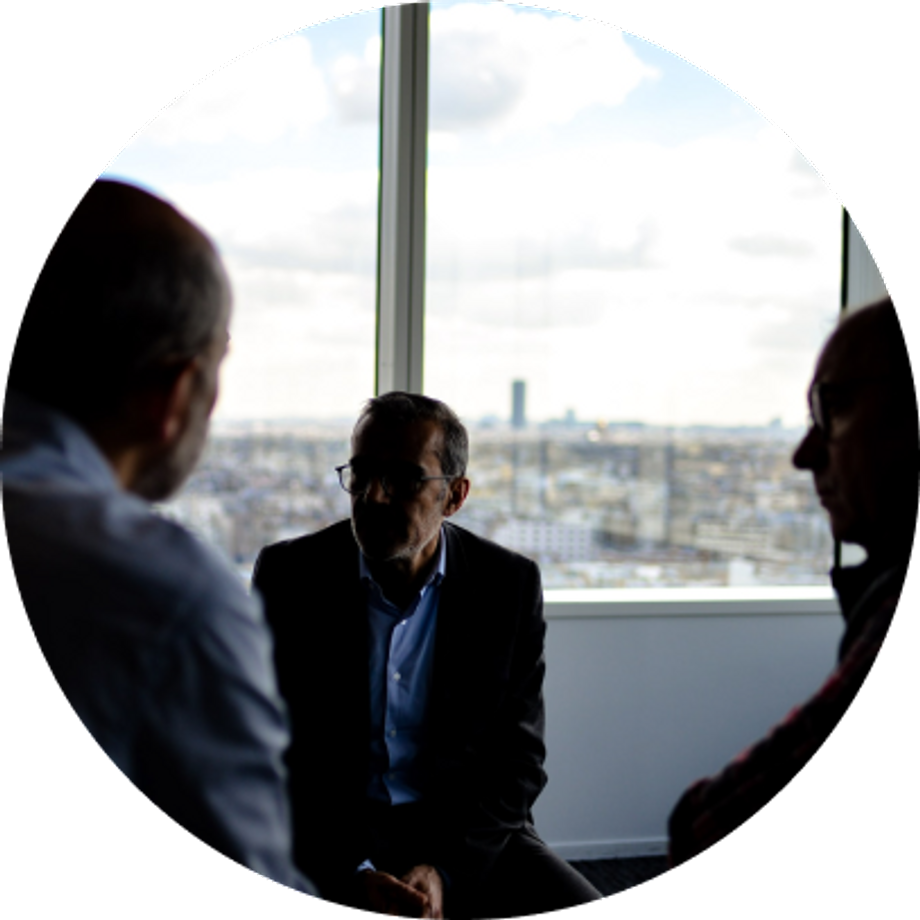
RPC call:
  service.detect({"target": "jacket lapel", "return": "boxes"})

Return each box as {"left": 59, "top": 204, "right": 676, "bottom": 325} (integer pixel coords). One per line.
{"left": 429, "top": 524, "right": 475, "bottom": 738}
{"left": 321, "top": 526, "right": 372, "bottom": 760}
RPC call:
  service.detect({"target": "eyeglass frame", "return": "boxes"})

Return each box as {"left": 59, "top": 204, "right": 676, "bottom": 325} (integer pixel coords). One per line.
{"left": 334, "top": 461, "right": 455, "bottom": 500}
{"left": 807, "top": 375, "right": 902, "bottom": 437}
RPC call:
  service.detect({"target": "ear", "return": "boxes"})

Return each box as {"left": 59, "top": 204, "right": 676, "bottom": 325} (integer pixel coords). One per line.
{"left": 137, "top": 358, "right": 201, "bottom": 447}
{"left": 442, "top": 477, "right": 470, "bottom": 518}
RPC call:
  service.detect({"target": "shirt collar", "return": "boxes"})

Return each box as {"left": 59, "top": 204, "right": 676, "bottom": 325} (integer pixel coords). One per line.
{"left": 1, "top": 390, "right": 121, "bottom": 492}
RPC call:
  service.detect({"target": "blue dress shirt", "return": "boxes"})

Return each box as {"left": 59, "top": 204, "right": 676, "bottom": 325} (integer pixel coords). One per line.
{"left": 359, "top": 535, "right": 447, "bottom": 805}
{"left": 1, "top": 392, "right": 314, "bottom": 894}
{"left": 361, "top": 535, "right": 446, "bottom": 806}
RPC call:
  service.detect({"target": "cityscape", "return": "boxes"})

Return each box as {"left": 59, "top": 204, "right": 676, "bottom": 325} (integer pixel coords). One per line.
{"left": 163, "top": 384, "right": 833, "bottom": 590}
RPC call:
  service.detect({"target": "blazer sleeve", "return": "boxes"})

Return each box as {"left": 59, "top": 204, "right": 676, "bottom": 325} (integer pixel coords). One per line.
{"left": 250, "top": 532, "right": 372, "bottom": 899}
{"left": 251, "top": 544, "right": 290, "bottom": 640}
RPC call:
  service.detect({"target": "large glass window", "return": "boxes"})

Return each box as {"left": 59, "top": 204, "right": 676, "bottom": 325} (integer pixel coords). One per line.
{"left": 105, "top": 3, "right": 842, "bottom": 589}
{"left": 105, "top": 12, "right": 383, "bottom": 576}
{"left": 424, "top": 1, "right": 840, "bottom": 588}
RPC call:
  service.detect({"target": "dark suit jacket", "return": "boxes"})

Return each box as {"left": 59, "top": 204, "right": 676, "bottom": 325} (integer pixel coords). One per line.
{"left": 252, "top": 519, "right": 547, "bottom": 900}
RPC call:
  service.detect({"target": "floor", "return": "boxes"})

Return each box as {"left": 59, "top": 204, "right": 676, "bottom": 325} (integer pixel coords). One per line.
{"left": 568, "top": 856, "right": 670, "bottom": 897}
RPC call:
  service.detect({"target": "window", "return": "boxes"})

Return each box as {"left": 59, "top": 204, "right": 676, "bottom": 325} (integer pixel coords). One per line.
{"left": 424, "top": 1, "right": 841, "bottom": 588}
{"left": 107, "top": 2, "right": 842, "bottom": 588}
{"left": 106, "top": 13, "right": 383, "bottom": 573}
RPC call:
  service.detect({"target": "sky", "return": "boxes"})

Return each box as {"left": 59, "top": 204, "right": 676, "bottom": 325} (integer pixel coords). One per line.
{"left": 105, "top": 0, "right": 841, "bottom": 428}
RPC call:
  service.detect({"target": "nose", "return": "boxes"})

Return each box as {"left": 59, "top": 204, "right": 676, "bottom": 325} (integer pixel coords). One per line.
{"left": 792, "top": 424, "right": 825, "bottom": 471}
{"left": 363, "top": 473, "right": 391, "bottom": 504}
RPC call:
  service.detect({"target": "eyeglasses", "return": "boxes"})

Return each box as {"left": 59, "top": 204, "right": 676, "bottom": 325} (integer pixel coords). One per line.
{"left": 335, "top": 461, "right": 453, "bottom": 500}
{"left": 807, "top": 376, "right": 898, "bottom": 437}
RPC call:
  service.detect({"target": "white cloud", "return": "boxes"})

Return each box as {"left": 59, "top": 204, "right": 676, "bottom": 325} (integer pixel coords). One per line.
{"left": 322, "top": 4, "right": 658, "bottom": 133}
{"left": 159, "top": 165, "right": 378, "bottom": 273}
{"left": 143, "top": 119, "right": 840, "bottom": 425}
{"left": 142, "top": 33, "right": 328, "bottom": 145}
{"left": 148, "top": 166, "right": 378, "bottom": 419}
{"left": 427, "top": 125, "right": 837, "bottom": 281}
{"left": 119, "top": 11, "right": 839, "bottom": 427}
{"left": 429, "top": 3, "right": 658, "bottom": 133}
{"left": 218, "top": 267, "right": 375, "bottom": 420}
{"left": 328, "top": 35, "right": 381, "bottom": 123}
{"left": 423, "top": 124, "right": 841, "bottom": 426}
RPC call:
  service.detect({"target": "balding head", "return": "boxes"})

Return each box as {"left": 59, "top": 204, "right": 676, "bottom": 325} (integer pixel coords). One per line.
{"left": 827, "top": 299, "right": 914, "bottom": 387}
{"left": 7, "top": 179, "right": 230, "bottom": 427}
{"left": 793, "top": 297, "right": 918, "bottom": 561}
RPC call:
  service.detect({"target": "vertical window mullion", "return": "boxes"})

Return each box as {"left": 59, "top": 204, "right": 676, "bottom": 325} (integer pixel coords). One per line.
{"left": 376, "top": 2, "right": 430, "bottom": 395}
{"left": 837, "top": 209, "right": 888, "bottom": 569}
{"left": 841, "top": 209, "right": 888, "bottom": 314}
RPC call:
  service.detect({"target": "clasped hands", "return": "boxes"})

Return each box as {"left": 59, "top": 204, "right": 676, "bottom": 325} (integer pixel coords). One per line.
{"left": 358, "top": 864, "right": 445, "bottom": 918}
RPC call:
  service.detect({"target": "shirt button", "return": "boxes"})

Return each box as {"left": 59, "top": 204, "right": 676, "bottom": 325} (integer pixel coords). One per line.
{"left": 389, "top": 729, "right": 397, "bottom": 738}
{"left": 393, "top": 672, "right": 401, "bottom": 682}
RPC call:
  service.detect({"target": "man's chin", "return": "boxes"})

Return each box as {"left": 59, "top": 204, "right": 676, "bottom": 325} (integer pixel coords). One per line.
{"left": 351, "top": 526, "right": 405, "bottom": 563}
{"left": 360, "top": 542, "right": 403, "bottom": 560}
{"left": 130, "top": 456, "right": 187, "bottom": 502}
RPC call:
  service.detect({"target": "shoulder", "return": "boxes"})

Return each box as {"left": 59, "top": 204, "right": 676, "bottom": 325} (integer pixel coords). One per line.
{"left": 260, "top": 518, "right": 355, "bottom": 558}
{"left": 127, "top": 513, "right": 267, "bottom": 663}
{"left": 444, "top": 522, "right": 538, "bottom": 574}
{"left": 441, "top": 525, "right": 546, "bottom": 656}
{"left": 253, "top": 518, "right": 357, "bottom": 589}
{"left": 8, "top": 483, "right": 250, "bottom": 621}
{"left": 7, "top": 488, "right": 268, "bottom": 759}
{"left": 160, "top": 520, "right": 257, "bottom": 626}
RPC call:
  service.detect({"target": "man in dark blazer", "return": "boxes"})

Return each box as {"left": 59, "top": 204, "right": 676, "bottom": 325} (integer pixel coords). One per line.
{"left": 253, "top": 392, "right": 599, "bottom": 918}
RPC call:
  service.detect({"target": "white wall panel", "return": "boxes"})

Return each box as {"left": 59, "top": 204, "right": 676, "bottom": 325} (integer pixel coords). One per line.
{"left": 535, "top": 600, "right": 843, "bottom": 857}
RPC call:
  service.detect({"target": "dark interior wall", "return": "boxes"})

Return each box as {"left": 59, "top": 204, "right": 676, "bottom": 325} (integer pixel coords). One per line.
{"left": 0, "top": 2, "right": 916, "bottom": 913}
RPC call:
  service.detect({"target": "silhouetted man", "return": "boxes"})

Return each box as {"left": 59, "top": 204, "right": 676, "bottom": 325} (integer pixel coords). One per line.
{"left": 253, "top": 391, "right": 600, "bottom": 918}
{"left": 668, "top": 297, "right": 918, "bottom": 863}
{"left": 1, "top": 179, "right": 315, "bottom": 894}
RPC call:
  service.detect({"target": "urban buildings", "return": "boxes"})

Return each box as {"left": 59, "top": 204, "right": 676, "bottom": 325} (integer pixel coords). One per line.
{"left": 165, "top": 413, "right": 831, "bottom": 589}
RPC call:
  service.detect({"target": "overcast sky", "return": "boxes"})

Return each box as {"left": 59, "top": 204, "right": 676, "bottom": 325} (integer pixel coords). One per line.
{"left": 106, "top": 0, "right": 841, "bottom": 428}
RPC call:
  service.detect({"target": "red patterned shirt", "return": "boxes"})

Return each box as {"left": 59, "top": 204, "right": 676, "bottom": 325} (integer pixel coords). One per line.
{"left": 668, "top": 561, "right": 908, "bottom": 879}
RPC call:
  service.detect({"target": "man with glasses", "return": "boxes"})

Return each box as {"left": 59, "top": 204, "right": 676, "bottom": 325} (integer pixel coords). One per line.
{"left": 668, "top": 296, "right": 918, "bottom": 864}
{"left": 252, "top": 391, "right": 600, "bottom": 918}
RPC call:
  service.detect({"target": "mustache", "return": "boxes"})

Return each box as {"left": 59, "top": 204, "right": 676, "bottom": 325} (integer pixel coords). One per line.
{"left": 354, "top": 504, "right": 402, "bottom": 528}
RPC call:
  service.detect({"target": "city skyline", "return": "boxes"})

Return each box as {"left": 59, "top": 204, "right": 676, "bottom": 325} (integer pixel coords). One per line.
{"left": 208, "top": 405, "right": 811, "bottom": 432}
{"left": 171, "top": 417, "right": 831, "bottom": 591}
{"left": 207, "top": 378, "right": 813, "bottom": 433}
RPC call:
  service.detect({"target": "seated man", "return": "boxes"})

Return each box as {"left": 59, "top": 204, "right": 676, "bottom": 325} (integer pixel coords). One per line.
{"left": 253, "top": 391, "right": 600, "bottom": 918}
{"left": 668, "top": 297, "right": 917, "bottom": 863}
{"left": 2, "top": 180, "right": 314, "bottom": 894}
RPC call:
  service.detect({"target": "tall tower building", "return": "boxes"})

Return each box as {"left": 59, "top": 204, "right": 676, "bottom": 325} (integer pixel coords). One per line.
{"left": 511, "top": 379, "right": 526, "bottom": 429}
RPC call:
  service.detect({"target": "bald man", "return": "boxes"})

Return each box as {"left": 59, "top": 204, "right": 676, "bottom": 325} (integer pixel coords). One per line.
{"left": 668, "top": 297, "right": 918, "bottom": 863}
{"left": 1, "top": 180, "right": 315, "bottom": 894}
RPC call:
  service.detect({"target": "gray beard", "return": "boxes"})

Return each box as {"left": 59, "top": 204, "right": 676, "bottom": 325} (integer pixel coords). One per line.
{"left": 131, "top": 417, "right": 210, "bottom": 502}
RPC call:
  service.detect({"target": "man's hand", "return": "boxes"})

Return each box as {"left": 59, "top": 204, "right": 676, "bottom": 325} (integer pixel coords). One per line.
{"left": 358, "top": 865, "right": 444, "bottom": 918}
{"left": 400, "top": 864, "right": 444, "bottom": 919}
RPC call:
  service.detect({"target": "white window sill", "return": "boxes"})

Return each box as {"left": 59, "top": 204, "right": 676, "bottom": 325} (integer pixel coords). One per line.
{"left": 544, "top": 585, "right": 839, "bottom": 618}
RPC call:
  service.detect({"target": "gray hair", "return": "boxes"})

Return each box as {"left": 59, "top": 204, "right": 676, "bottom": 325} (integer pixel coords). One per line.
{"left": 357, "top": 391, "right": 469, "bottom": 477}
